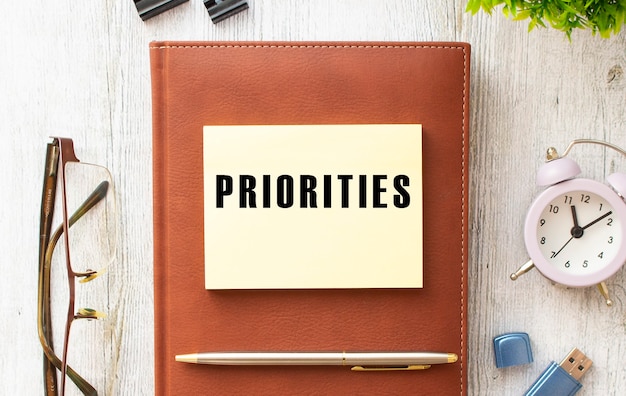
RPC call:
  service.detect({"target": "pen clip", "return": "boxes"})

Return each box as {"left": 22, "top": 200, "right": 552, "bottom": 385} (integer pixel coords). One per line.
{"left": 351, "top": 364, "right": 432, "bottom": 371}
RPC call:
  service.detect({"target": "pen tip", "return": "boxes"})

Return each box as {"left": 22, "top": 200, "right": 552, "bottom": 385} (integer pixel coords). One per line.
{"left": 175, "top": 354, "right": 198, "bottom": 364}
{"left": 448, "top": 353, "right": 458, "bottom": 363}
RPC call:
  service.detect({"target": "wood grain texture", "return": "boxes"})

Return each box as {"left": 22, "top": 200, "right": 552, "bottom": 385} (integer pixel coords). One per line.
{"left": 1, "top": 1, "right": 624, "bottom": 394}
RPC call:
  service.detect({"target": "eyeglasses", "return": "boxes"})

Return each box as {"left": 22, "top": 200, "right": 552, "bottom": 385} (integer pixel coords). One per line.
{"left": 37, "top": 138, "right": 117, "bottom": 395}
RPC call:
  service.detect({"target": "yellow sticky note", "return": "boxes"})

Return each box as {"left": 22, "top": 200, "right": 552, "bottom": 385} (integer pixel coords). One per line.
{"left": 203, "top": 124, "right": 422, "bottom": 289}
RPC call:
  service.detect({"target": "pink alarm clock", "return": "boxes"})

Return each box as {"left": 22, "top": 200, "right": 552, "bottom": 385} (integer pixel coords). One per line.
{"left": 511, "top": 139, "right": 626, "bottom": 306}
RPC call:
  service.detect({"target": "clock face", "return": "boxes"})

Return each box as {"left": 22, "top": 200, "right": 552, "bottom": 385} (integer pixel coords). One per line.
{"left": 525, "top": 178, "right": 626, "bottom": 287}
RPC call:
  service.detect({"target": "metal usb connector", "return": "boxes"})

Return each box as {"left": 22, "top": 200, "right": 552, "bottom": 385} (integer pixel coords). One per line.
{"left": 559, "top": 348, "right": 593, "bottom": 382}
{"left": 524, "top": 348, "right": 592, "bottom": 396}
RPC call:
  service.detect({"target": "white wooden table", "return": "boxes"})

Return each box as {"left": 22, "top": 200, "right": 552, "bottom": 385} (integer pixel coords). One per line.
{"left": 2, "top": 1, "right": 625, "bottom": 394}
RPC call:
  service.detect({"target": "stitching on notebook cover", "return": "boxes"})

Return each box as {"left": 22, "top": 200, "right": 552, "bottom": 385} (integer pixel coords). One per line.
{"left": 459, "top": 45, "right": 467, "bottom": 396}
{"left": 150, "top": 44, "right": 467, "bottom": 50}
{"left": 153, "top": 43, "right": 469, "bottom": 394}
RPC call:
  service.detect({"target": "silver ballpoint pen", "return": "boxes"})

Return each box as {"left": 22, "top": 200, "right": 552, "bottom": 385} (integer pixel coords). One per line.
{"left": 175, "top": 351, "right": 458, "bottom": 371}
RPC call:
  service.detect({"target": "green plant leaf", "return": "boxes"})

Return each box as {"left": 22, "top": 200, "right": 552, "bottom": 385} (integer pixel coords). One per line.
{"left": 466, "top": 0, "right": 626, "bottom": 38}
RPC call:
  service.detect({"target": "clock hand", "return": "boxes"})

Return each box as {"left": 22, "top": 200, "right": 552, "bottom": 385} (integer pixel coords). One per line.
{"left": 570, "top": 206, "right": 580, "bottom": 227}
{"left": 582, "top": 211, "right": 613, "bottom": 230}
{"left": 570, "top": 205, "right": 584, "bottom": 239}
{"left": 552, "top": 235, "right": 574, "bottom": 258}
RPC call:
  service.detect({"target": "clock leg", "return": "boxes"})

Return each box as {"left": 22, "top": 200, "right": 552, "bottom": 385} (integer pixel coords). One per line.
{"left": 596, "top": 282, "right": 613, "bottom": 306}
{"left": 510, "top": 259, "right": 535, "bottom": 280}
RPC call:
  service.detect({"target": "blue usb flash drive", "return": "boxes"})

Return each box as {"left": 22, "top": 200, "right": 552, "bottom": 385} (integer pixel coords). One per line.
{"left": 524, "top": 348, "right": 592, "bottom": 396}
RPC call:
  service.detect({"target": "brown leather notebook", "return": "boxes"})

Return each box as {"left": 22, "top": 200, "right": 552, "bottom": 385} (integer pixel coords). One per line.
{"left": 150, "top": 42, "right": 470, "bottom": 395}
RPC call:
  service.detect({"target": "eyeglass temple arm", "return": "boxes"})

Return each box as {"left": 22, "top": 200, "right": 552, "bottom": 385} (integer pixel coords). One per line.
{"left": 39, "top": 143, "right": 60, "bottom": 395}
{"left": 67, "top": 180, "right": 109, "bottom": 227}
